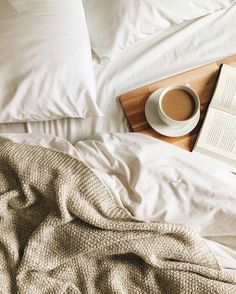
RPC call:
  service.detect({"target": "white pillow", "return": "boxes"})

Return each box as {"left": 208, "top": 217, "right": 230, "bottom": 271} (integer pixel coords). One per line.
{"left": 83, "top": 0, "right": 236, "bottom": 61}
{"left": 0, "top": 0, "right": 102, "bottom": 122}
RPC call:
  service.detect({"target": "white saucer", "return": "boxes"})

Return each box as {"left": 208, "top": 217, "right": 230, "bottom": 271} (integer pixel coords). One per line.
{"left": 145, "top": 88, "right": 200, "bottom": 137}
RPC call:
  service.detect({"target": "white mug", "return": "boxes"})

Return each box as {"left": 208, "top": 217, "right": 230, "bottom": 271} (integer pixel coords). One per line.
{"left": 157, "top": 84, "right": 200, "bottom": 127}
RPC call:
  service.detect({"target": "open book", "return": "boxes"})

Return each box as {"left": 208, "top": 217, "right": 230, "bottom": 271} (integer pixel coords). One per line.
{"left": 193, "top": 64, "right": 236, "bottom": 173}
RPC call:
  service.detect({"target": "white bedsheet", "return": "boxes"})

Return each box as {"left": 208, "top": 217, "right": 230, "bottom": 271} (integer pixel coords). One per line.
{"left": 1, "top": 4, "right": 236, "bottom": 142}
{"left": 1, "top": 132, "right": 236, "bottom": 277}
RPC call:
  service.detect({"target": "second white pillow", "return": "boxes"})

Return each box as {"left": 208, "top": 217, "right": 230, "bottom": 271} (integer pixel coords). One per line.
{"left": 83, "top": 0, "right": 236, "bottom": 62}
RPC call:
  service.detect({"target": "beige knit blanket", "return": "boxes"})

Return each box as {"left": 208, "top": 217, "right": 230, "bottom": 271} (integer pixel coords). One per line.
{"left": 0, "top": 141, "right": 236, "bottom": 294}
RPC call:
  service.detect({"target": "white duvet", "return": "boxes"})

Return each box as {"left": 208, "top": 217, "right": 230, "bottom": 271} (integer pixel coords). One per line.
{"left": 1, "top": 132, "right": 236, "bottom": 277}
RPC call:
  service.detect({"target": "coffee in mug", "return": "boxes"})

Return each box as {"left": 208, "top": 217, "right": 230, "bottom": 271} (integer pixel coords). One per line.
{"left": 157, "top": 85, "right": 200, "bottom": 127}
{"left": 161, "top": 89, "right": 196, "bottom": 121}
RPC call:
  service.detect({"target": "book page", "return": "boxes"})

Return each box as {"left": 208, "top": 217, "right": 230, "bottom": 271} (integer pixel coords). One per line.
{"left": 194, "top": 108, "right": 236, "bottom": 171}
{"left": 211, "top": 64, "right": 236, "bottom": 115}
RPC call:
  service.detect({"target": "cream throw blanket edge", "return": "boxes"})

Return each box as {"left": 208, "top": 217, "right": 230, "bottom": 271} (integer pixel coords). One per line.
{"left": 0, "top": 141, "right": 235, "bottom": 293}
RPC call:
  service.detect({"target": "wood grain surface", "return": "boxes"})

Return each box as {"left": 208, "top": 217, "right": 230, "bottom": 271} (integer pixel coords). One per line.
{"left": 119, "top": 55, "right": 236, "bottom": 151}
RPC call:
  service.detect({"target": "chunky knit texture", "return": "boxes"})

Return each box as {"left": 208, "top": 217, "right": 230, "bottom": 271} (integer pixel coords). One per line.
{"left": 0, "top": 141, "right": 236, "bottom": 293}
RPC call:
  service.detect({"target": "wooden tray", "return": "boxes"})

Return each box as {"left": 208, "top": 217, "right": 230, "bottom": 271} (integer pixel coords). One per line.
{"left": 119, "top": 55, "right": 236, "bottom": 151}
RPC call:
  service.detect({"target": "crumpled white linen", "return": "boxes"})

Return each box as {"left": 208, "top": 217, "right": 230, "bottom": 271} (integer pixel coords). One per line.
{"left": 74, "top": 133, "right": 236, "bottom": 236}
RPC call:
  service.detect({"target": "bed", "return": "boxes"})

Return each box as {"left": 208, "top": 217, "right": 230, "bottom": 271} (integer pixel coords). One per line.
{"left": 0, "top": 1, "right": 236, "bottom": 292}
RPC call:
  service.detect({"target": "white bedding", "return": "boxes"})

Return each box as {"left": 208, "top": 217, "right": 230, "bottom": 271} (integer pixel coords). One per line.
{"left": 1, "top": 4, "right": 235, "bottom": 142}
{"left": 1, "top": 132, "right": 236, "bottom": 277}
